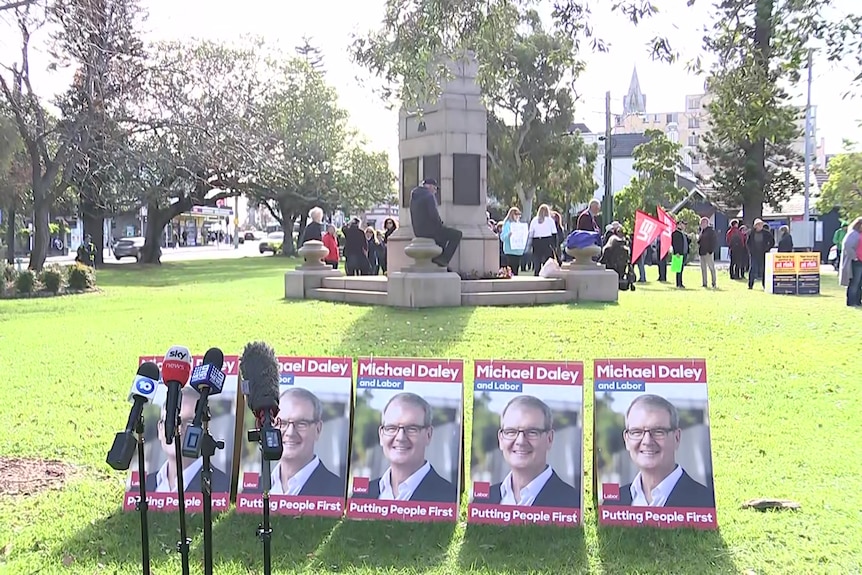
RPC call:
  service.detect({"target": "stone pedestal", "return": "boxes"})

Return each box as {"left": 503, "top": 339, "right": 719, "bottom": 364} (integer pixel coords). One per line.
{"left": 402, "top": 237, "right": 445, "bottom": 272}
{"left": 388, "top": 52, "right": 499, "bottom": 277}
{"left": 387, "top": 271, "right": 462, "bottom": 308}
{"left": 284, "top": 240, "right": 341, "bottom": 299}
{"left": 552, "top": 244, "right": 618, "bottom": 302}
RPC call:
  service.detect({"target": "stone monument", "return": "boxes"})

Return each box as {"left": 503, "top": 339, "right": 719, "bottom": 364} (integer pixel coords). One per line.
{"left": 386, "top": 53, "right": 500, "bottom": 277}
{"left": 551, "top": 241, "right": 619, "bottom": 302}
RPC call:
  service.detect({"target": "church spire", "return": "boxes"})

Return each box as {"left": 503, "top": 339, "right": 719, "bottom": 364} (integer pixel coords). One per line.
{"left": 623, "top": 66, "right": 646, "bottom": 115}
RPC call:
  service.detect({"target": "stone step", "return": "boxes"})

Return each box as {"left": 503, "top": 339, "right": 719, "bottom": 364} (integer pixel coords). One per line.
{"left": 460, "top": 277, "right": 566, "bottom": 293}
{"left": 321, "top": 276, "right": 387, "bottom": 292}
{"left": 461, "top": 290, "right": 571, "bottom": 307}
{"left": 308, "top": 288, "right": 388, "bottom": 306}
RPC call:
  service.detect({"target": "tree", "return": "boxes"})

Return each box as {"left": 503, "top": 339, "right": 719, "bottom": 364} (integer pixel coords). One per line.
{"left": 295, "top": 36, "right": 324, "bottom": 72}
{"left": 51, "top": 0, "right": 149, "bottom": 265}
{"left": 0, "top": 113, "right": 29, "bottom": 263}
{"left": 129, "top": 39, "right": 264, "bottom": 263}
{"left": 613, "top": 129, "right": 688, "bottom": 232}
{"left": 0, "top": 1, "right": 147, "bottom": 270}
{"left": 485, "top": 10, "right": 594, "bottom": 219}
{"left": 332, "top": 142, "right": 395, "bottom": 219}
{"left": 699, "top": 0, "right": 862, "bottom": 224}
{"left": 245, "top": 58, "right": 347, "bottom": 254}
{"left": 818, "top": 149, "right": 862, "bottom": 220}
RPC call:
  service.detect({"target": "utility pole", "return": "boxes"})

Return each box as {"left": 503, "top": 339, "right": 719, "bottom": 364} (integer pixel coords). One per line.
{"left": 233, "top": 194, "right": 240, "bottom": 249}
{"left": 602, "top": 91, "right": 613, "bottom": 226}
{"left": 803, "top": 48, "right": 813, "bottom": 247}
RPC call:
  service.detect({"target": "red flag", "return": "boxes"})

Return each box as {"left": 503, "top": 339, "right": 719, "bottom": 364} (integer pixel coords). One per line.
{"left": 656, "top": 206, "right": 677, "bottom": 260}
{"left": 631, "top": 210, "right": 665, "bottom": 264}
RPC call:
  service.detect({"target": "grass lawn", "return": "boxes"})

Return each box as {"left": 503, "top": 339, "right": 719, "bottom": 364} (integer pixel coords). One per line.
{"left": 0, "top": 256, "right": 859, "bottom": 575}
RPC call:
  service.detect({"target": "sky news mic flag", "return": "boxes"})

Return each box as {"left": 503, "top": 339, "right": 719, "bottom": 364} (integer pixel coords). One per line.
{"left": 182, "top": 348, "right": 226, "bottom": 459}
{"left": 241, "top": 341, "right": 283, "bottom": 461}
{"left": 106, "top": 361, "right": 160, "bottom": 471}
{"left": 162, "top": 346, "right": 193, "bottom": 444}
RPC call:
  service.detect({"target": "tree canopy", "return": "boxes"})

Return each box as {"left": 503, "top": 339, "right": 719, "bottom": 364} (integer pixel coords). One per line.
{"left": 613, "top": 129, "right": 688, "bottom": 233}
{"left": 818, "top": 149, "right": 862, "bottom": 220}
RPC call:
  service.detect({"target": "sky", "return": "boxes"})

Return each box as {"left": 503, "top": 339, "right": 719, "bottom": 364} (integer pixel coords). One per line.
{"left": 2, "top": 0, "right": 860, "bottom": 178}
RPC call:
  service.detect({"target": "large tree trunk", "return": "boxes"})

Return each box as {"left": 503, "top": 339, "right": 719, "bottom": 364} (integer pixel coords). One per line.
{"left": 275, "top": 200, "right": 299, "bottom": 256}
{"left": 4, "top": 203, "right": 14, "bottom": 265}
{"left": 28, "top": 196, "right": 50, "bottom": 271}
{"left": 744, "top": 0, "right": 773, "bottom": 226}
{"left": 141, "top": 200, "right": 166, "bottom": 264}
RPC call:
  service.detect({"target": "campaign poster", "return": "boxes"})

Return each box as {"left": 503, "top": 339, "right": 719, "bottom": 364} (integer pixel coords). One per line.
{"left": 347, "top": 358, "right": 463, "bottom": 523}
{"left": 235, "top": 356, "right": 352, "bottom": 518}
{"left": 123, "top": 354, "right": 240, "bottom": 513}
{"left": 468, "top": 360, "right": 584, "bottom": 528}
{"left": 593, "top": 359, "right": 717, "bottom": 530}
{"left": 766, "top": 252, "right": 798, "bottom": 294}
{"left": 796, "top": 253, "right": 821, "bottom": 295}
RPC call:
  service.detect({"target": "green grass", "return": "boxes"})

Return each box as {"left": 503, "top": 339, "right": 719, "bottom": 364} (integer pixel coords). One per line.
{"left": 0, "top": 256, "right": 859, "bottom": 575}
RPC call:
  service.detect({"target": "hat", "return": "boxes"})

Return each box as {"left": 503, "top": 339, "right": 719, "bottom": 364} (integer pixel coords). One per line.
{"left": 611, "top": 221, "right": 622, "bottom": 230}
{"left": 422, "top": 178, "right": 438, "bottom": 187}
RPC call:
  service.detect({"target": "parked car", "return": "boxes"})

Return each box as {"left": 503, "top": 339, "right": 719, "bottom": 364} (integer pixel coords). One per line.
{"left": 259, "top": 231, "right": 284, "bottom": 255}
{"left": 114, "top": 237, "right": 145, "bottom": 261}
{"left": 244, "top": 231, "right": 257, "bottom": 241}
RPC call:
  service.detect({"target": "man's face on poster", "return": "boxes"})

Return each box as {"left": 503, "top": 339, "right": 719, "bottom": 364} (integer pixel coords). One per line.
{"left": 624, "top": 404, "right": 681, "bottom": 474}
{"left": 379, "top": 400, "right": 432, "bottom": 468}
{"left": 278, "top": 394, "right": 322, "bottom": 464}
{"left": 159, "top": 393, "right": 196, "bottom": 460}
{"left": 499, "top": 404, "right": 553, "bottom": 472}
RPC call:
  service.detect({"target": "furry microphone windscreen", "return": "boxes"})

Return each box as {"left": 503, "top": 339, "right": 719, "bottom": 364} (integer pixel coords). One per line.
{"left": 240, "top": 341, "right": 280, "bottom": 413}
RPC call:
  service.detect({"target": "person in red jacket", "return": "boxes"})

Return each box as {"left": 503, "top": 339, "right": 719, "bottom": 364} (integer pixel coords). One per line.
{"left": 323, "top": 224, "right": 340, "bottom": 269}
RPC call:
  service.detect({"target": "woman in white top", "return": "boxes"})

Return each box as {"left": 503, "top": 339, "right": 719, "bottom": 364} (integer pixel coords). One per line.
{"left": 528, "top": 204, "right": 558, "bottom": 276}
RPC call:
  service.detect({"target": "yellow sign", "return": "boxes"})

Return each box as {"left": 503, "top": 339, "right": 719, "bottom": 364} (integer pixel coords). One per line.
{"left": 233, "top": 217, "right": 239, "bottom": 226}
{"left": 797, "top": 253, "right": 819, "bottom": 273}
{"left": 772, "top": 253, "right": 797, "bottom": 274}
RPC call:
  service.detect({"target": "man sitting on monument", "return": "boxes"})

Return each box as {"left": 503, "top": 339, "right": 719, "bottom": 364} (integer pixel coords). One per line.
{"left": 410, "top": 178, "right": 462, "bottom": 269}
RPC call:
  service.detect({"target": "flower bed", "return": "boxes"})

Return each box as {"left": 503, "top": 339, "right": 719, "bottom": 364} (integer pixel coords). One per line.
{"left": 1, "top": 263, "right": 98, "bottom": 299}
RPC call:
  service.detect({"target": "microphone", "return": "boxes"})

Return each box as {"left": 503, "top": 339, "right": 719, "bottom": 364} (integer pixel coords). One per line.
{"left": 181, "top": 348, "right": 225, "bottom": 459}
{"left": 162, "top": 346, "right": 193, "bottom": 445}
{"left": 106, "top": 361, "right": 161, "bottom": 471}
{"left": 240, "top": 341, "right": 283, "bottom": 461}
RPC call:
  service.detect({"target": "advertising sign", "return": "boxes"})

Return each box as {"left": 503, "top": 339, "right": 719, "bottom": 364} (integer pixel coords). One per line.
{"left": 593, "top": 359, "right": 717, "bottom": 530}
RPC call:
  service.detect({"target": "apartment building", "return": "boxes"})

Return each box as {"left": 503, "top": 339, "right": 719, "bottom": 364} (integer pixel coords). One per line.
{"left": 611, "top": 67, "right": 822, "bottom": 178}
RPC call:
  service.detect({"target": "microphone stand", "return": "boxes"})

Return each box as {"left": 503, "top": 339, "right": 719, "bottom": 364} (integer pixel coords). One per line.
{"left": 247, "top": 426, "right": 273, "bottom": 575}
{"left": 199, "top": 404, "right": 224, "bottom": 575}
{"left": 134, "top": 415, "right": 151, "bottom": 575}
{"left": 172, "top": 417, "right": 191, "bottom": 575}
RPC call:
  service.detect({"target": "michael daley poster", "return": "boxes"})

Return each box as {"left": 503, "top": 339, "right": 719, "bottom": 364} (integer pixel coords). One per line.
{"left": 347, "top": 358, "right": 463, "bottom": 523}
{"left": 469, "top": 360, "right": 584, "bottom": 527}
{"left": 235, "top": 356, "right": 353, "bottom": 518}
{"left": 593, "top": 359, "right": 717, "bottom": 530}
{"left": 124, "top": 354, "right": 240, "bottom": 513}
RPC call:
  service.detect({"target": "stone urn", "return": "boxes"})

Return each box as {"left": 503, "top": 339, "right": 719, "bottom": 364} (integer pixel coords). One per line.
{"left": 565, "top": 243, "right": 602, "bottom": 267}
{"left": 403, "top": 237, "right": 444, "bottom": 272}
{"left": 297, "top": 240, "right": 329, "bottom": 270}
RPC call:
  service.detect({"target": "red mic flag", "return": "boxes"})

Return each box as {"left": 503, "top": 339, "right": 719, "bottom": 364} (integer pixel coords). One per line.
{"left": 656, "top": 206, "right": 677, "bottom": 260}
{"left": 631, "top": 210, "right": 665, "bottom": 264}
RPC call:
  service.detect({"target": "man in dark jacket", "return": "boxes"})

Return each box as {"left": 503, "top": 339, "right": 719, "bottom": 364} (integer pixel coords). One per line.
{"left": 671, "top": 221, "right": 689, "bottom": 289}
{"left": 746, "top": 219, "right": 775, "bottom": 290}
{"left": 409, "top": 179, "right": 462, "bottom": 269}
{"left": 698, "top": 217, "right": 718, "bottom": 289}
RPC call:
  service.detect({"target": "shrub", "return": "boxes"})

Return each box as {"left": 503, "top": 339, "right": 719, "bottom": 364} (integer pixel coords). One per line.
{"left": 68, "top": 263, "right": 96, "bottom": 291}
{"left": 40, "top": 265, "right": 64, "bottom": 294}
{"left": 2, "top": 262, "right": 16, "bottom": 283}
{"left": 15, "top": 270, "right": 36, "bottom": 294}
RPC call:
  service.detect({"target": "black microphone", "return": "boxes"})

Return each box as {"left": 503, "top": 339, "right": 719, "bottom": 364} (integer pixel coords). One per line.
{"left": 182, "top": 348, "right": 226, "bottom": 459}
{"left": 240, "top": 341, "right": 282, "bottom": 461}
{"left": 106, "top": 362, "right": 161, "bottom": 471}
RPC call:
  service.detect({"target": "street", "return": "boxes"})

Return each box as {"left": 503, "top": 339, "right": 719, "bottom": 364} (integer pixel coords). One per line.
{"left": 20, "top": 240, "right": 270, "bottom": 267}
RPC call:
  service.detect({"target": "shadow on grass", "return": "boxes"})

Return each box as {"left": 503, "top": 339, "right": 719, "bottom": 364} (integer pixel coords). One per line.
{"left": 459, "top": 523, "right": 588, "bottom": 573}
{"left": 96, "top": 256, "right": 297, "bottom": 288}
{"left": 594, "top": 525, "right": 735, "bottom": 573}
{"left": 210, "top": 511, "right": 340, "bottom": 572}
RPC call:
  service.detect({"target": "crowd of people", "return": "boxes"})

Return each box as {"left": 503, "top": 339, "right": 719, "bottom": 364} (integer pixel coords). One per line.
{"left": 294, "top": 181, "right": 861, "bottom": 307}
